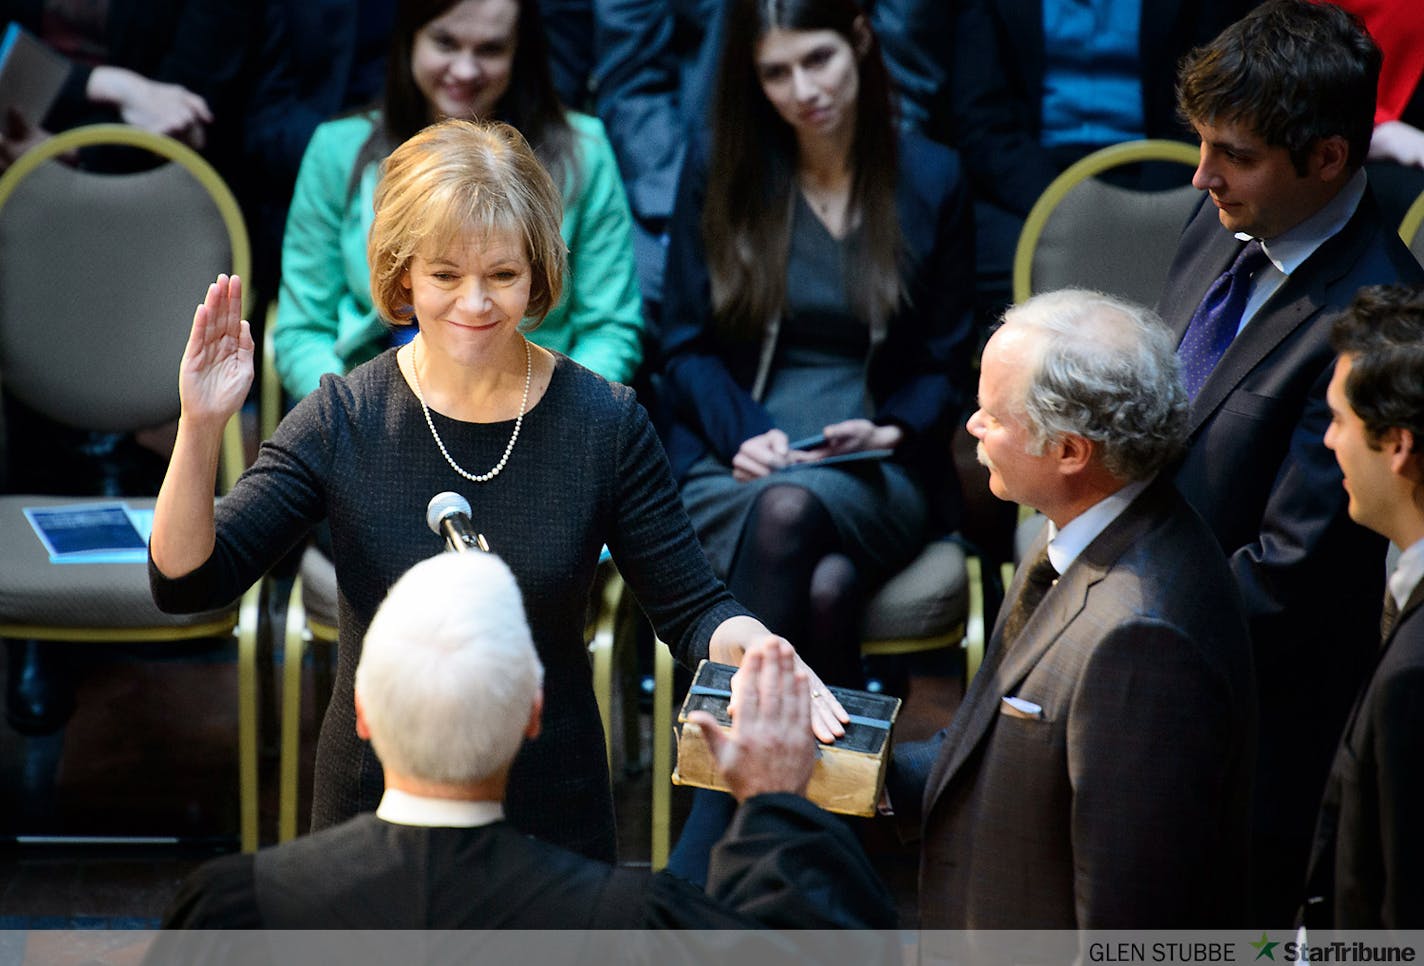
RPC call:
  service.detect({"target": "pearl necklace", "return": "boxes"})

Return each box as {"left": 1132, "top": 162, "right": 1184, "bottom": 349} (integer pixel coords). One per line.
{"left": 411, "top": 337, "right": 531, "bottom": 484}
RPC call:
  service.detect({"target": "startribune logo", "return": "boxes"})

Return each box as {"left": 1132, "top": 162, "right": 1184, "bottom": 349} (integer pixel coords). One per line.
{"left": 1251, "top": 933, "right": 1281, "bottom": 961}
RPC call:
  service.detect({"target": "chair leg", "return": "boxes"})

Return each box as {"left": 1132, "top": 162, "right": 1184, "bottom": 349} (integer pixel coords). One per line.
{"left": 651, "top": 638, "right": 674, "bottom": 870}
{"left": 964, "top": 555, "right": 986, "bottom": 685}
{"left": 278, "top": 579, "right": 308, "bottom": 842}
{"left": 237, "top": 583, "right": 261, "bottom": 853}
{"left": 614, "top": 587, "right": 643, "bottom": 773}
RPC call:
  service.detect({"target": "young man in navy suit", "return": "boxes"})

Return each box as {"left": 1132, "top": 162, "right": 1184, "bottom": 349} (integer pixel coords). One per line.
{"left": 1302, "top": 286, "right": 1424, "bottom": 929}
{"left": 1157, "top": 0, "right": 1424, "bottom": 923}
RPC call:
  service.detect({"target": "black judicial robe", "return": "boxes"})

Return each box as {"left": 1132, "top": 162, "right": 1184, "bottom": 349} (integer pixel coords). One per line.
{"left": 158, "top": 794, "right": 894, "bottom": 929}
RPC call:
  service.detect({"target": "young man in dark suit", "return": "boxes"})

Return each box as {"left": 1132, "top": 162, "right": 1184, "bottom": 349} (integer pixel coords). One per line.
{"left": 156, "top": 551, "right": 893, "bottom": 932}
{"left": 898, "top": 289, "right": 1254, "bottom": 929}
{"left": 1156, "top": 0, "right": 1424, "bottom": 922}
{"left": 1302, "top": 286, "right": 1424, "bottom": 929}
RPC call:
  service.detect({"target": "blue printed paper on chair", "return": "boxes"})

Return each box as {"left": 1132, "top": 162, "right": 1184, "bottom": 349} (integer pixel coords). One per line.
{"left": 23, "top": 503, "right": 154, "bottom": 564}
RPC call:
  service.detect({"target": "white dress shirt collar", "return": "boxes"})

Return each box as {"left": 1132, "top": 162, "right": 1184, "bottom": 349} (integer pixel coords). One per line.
{"left": 1044, "top": 478, "right": 1152, "bottom": 575}
{"left": 1234, "top": 167, "right": 1367, "bottom": 332}
{"left": 1389, "top": 537, "right": 1424, "bottom": 613}
{"left": 1240, "top": 166, "right": 1366, "bottom": 275}
{"left": 375, "top": 789, "right": 505, "bottom": 828}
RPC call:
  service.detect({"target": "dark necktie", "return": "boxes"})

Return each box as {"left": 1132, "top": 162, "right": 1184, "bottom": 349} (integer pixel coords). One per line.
{"left": 1001, "top": 548, "right": 1058, "bottom": 650}
{"left": 1381, "top": 588, "right": 1400, "bottom": 642}
{"left": 1177, "top": 240, "right": 1270, "bottom": 399}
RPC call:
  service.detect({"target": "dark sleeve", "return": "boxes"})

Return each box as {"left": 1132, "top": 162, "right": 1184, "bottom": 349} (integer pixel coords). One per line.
{"left": 948, "top": 0, "right": 1059, "bottom": 216}
{"left": 605, "top": 390, "right": 747, "bottom": 668}
{"left": 1372, "top": 665, "right": 1424, "bottom": 928}
{"left": 161, "top": 854, "right": 262, "bottom": 928}
{"left": 1228, "top": 364, "right": 1386, "bottom": 667}
{"left": 885, "top": 732, "right": 944, "bottom": 835}
{"left": 241, "top": 0, "right": 335, "bottom": 184}
{"left": 45, "top": 0, "right": 250, "bottom": 136}
{"left": 872, "top": 142, "right": 975, "bottom": 442}
{"left": 149, "top": 383, "right": 333, "bottom": 613}
{"left": 591, "top": 0, "right": 684, "bottom": 228}
{"left": 870, "top": 0, "right": 953, "bottom": 143}
{"left": 706, "top": 793, "right": 897, "bottom": 929}
{"left": 658, "top": 142, "right": 777, "bottom": 462}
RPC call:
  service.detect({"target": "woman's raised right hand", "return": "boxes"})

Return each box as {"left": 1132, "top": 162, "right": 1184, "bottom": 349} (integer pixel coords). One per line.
{"left": 181, "top": 274, "right": 254, "bottom": 426}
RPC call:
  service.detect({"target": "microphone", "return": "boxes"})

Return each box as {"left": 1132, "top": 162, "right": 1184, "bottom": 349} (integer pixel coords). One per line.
{"left": 426, "top": 492, "right": 490, "bottom": 554}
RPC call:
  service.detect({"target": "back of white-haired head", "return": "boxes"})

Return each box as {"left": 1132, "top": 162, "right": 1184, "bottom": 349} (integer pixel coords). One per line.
{"left": 355, "top": 552, "right": 544, "bottom": 785}
{"left": 1001, "top": 289, "right": 1189, "bottom": 481}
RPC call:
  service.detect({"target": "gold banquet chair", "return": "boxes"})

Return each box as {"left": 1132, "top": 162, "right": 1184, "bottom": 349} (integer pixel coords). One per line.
{"left": 277, "top": 544, "right": 338, "bottom": 842}
{"left": 1013, "top": 139, "right": 1201, "bottom": 307}
{"left": 256, "top": 314, "right": 342, "bottom": 843}
{"left": 0, "top": 125, "right": 260, "bottom": 851}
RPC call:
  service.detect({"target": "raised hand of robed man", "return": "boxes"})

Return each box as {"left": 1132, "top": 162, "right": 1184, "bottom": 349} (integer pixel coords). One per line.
{"left": 687, "top": 639, "right": 817, "bottom": 801}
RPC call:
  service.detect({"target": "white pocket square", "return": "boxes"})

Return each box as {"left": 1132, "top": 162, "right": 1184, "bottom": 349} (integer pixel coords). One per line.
{"left": 1000, "top": 695, "right": 1044, "bottom": 719}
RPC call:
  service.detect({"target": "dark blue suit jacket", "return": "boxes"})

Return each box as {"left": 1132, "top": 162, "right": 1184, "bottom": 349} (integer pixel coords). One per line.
{"left": 656, "top": 131, "right": 975, "bottom": 503}
{"left": 1158, "top": 191, "right": 1424, "bottom": 852}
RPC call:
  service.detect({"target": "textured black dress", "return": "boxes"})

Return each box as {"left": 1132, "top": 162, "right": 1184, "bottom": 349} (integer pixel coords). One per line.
{"left": 151, "top": 351, "right": 743, "bottom": 862}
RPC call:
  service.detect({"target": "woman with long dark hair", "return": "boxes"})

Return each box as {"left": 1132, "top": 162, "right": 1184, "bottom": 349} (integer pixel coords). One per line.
{"left": 272, "top": 0, "right": 645, "bottom": 400}
{"left": 659, "top": 0, "right": 974, "bottom": 690}
{"left": 656, "top": 0, "right": 974, "bottom": 882}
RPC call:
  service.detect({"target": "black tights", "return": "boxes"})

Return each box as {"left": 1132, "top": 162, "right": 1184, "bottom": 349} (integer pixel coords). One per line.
{"left": 723, "top": 484, "right": 864, "bottom": 687}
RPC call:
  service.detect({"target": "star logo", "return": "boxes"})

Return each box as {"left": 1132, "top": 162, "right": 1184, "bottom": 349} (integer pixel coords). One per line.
{"left": 1249, "top": 932, "right": 1280, "bottom": 961}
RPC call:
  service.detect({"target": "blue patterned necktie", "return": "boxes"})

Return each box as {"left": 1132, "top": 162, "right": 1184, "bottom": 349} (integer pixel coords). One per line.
{"left": 1177, "top": 240, "right": 1270, "bottom": 399}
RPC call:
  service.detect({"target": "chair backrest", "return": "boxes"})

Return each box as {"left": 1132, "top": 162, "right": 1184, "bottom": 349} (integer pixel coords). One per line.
{"left": 1401, "top": 188, "right": 1424, "bottom": 268}
{"left": 1013, "top": 139, "right": 1201, "bottom": 308}
{"left": 0, "top": 125, "right": 250, "bottom": 438}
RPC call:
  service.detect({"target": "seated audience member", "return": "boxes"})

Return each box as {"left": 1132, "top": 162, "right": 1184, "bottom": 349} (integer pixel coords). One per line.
{"left": 896, "top": 290, "right": 1255, "bottom": 928}
{"left": 656, "top": 0, "right": 973, "bottom": 882}
{"left": 272, "top": 0, "right": 645, "bottom": 399}
{"left": 1301, "top": 286, "right": 1424, "bottom": 929}
{"left": 159, "top": 552, "right": 895, "bottom": 929}
{"left": 0, "top": 0, "right": 247, "bottom": 173}
{"left": 660, "top": 0, "right": 974, "bottom": 691}
{"left": 948, "top": 0, "right": 1254, "bottom": 320}
{"left": 1157, "top": 0, "right": 1424, "bottom": 922}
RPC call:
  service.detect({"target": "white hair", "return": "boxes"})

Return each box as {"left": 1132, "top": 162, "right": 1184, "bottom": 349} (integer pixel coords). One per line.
{"left": 1002, "top": 289, "right": 1189, "bottom": 480}
{"left": 355, "top": 552, "right": 543, "bottom": 784}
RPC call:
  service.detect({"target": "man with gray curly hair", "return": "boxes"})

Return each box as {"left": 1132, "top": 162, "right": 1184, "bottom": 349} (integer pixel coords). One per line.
{"left": 900, "top": 289, "right": 1257, "bottom": 928}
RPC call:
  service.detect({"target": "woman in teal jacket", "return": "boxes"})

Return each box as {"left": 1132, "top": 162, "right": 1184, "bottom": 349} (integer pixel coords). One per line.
{"left": 273, "top": 0, "right": 644, "bottom": 399}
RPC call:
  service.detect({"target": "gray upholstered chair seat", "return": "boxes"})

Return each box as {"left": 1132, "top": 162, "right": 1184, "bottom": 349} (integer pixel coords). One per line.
{"left": 1014, "top": 140, "right": 1201, "bottom": 307}
{"left": 0, "top": 125, "right": 258, "bottom": 849}
{"left": 860, "top": 539, "right": 968, "bottom": 642}
{"left": 0, "top": 496, "right": 233, "bottom": 631}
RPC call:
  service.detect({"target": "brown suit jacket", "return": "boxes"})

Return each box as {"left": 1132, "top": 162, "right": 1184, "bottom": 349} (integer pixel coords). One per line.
{"left": 912, "top": 479, "right": 1256, "bottom": 927}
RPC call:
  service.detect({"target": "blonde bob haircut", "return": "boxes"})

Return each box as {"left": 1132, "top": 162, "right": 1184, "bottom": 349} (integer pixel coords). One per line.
{"left": 367, "top": 118, "right": 567, "bottom": 330}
